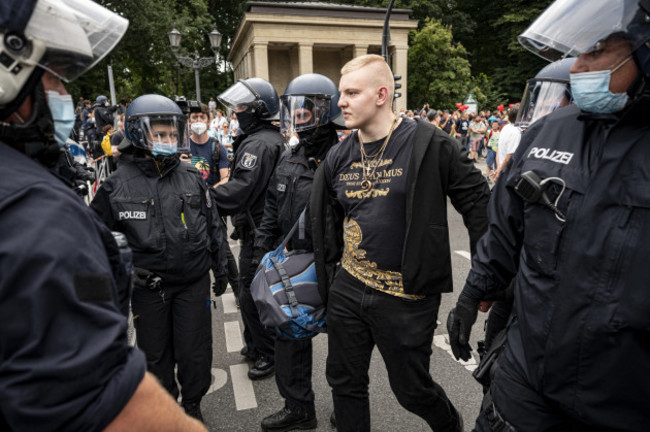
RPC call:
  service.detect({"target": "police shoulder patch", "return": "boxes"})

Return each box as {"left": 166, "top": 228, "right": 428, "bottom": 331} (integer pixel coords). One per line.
{"left": 240, "top": 152, "right": 258, "bottom": 169}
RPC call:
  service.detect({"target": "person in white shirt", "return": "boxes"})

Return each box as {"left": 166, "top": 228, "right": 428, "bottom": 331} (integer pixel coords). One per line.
{"left": 495, "top": 105, "right": 521, "bottom": 179}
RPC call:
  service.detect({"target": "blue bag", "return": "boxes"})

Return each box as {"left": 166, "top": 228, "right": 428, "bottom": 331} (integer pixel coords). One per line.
{"left": 250, "top": 211, "right": 326, "bottom": 339}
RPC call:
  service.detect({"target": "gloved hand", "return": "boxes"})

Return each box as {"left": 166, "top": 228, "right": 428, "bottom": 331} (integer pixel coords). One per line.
{"left": 212, "top": 275, "right": 228, "bottom": 297}
{"left": 446, "top": 293, "right": 480, "bottom": 361}
{"left": 250, "top": 247, "right": 267, "bottom": 269}
{"left": 133, "top": 267, "right": 160, "bottom": 291}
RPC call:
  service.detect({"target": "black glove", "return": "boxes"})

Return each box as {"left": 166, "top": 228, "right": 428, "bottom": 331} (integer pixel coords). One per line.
{"left": 250, "top": 247, "right": 267, "bottom": 269}
{"left": 212, "top": 275, "right": 228, "bottom": 297}
{"left": 133, "top": 267, "right": 161, "bottom": 291}
{"left": 446, "top": 293, "right": 480, "bottom": 361}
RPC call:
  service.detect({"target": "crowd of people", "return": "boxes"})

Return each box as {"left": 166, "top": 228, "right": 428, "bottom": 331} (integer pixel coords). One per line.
{"left": 2, "top": 0, "right": 650, "bottom": 431}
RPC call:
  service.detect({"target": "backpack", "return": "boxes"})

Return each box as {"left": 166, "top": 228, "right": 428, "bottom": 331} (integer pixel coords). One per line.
{"left": 250, "top": 210, "right": 326, "bottom": 339}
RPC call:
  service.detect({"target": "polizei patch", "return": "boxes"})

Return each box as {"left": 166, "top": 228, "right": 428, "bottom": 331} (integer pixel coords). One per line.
{"left": 240, "top": 152, "right": 258, "bottom": 169}
{"left": 527, "top": 147, "right": 574, "bottom": 165}
{"left": 118, "top": 210, "right": 147, "bottom": 220}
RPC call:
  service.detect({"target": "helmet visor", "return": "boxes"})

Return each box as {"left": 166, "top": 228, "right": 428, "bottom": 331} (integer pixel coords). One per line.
{"left": 217, "top": 81, "right": 257, "bottom": 112}
{"left": 23, "top": 0, "right": 128, "bottom": 82}
{"left": 516, "top": 80, "right": 573, "bottom": 128}
{"left": 518, "top": 0, "right": 650, "bottom": 61}
{"left": 280, "top": 95, "right": 331, "bottom": 134}
{"left": 134, "top": 115, "right": 188, "bottom": 154}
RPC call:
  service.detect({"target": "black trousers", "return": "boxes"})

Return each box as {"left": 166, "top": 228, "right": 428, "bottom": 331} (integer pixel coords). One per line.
{"left": 131, "top": 273, "right": 212, "bottom": 403}
{"left": 275, "top": 335, "right": 315, "bottom": 414}
{"left": 326, "top": 269, "right": 459, "bottom": 432}
{"left": 238, "top": 231, "right": 275, "bottom": 360}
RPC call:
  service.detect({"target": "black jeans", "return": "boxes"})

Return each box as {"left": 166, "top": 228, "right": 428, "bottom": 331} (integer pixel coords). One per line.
{"left": 238, "top": 230, "right": 275, "bottom": 361}
{"left": 275, "top": 335, "right": 315, "bottom": 414}
{"left": 326, "top": 269, "right": 460, "bottom": 432}
{"left": 131, "top": 272, "right": 212, "bottom": 402}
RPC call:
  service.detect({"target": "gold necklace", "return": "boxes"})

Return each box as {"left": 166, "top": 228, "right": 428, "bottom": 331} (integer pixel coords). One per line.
{"left": 358, "top": 117, "right": 398, "bottom": 191}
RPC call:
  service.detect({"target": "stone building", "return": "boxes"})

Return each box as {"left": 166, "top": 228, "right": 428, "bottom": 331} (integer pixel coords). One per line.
{"left": 228, "top": 1, "right": 418, "bottom": 112}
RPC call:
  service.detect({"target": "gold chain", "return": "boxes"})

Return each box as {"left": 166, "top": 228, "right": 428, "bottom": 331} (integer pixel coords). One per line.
{"left": 359, "top": 116, "right": 398, "bottom": 191}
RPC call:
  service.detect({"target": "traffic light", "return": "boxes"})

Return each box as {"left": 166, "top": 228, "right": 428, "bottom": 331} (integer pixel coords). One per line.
{"left": 394, "top": 74, "right": 402, "bottom": 98}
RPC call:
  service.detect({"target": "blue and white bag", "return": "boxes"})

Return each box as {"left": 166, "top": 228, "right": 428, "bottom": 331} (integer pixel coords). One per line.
{"left": 250, "top": 212, "right": 326, "bottom": 339}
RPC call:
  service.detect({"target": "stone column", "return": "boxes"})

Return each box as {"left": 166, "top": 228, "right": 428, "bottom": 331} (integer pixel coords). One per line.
{"left": 252, "top": 42, "right": 269, "bottom": 80}
{"left": 393, "top": 46, "right": 408, "bottom": 112}
{"left": 353, "top": 44, "right": 368, "bottom": 58}
{"left": 298, "top": 42, "right": 313, "bottom": 75}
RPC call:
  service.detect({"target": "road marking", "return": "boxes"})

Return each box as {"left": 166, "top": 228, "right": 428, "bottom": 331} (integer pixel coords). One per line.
{"left": 224, "top": 320, "right": 244, "bottom": 353}
{"left": 206, "top": 368, "right": 228, "bottom": 395}
{"left": 454, "top": 250, "right": 472, "bottom": 261}
{"left": 433, "top": 334, "right": 478, "bottom": 372}
{"left": 230, "top": 364, "right": 257, "bottom": 410}
{"left": 222, "top": 292, "right": 238, "bottom": 314}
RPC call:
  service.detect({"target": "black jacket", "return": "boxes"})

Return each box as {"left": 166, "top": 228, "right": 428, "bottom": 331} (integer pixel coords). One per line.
{"left": 254, "top": 141, "right": 335, "bottom": 253}
{"left": 0, "top": 143, "right": 145, "bottom": 431}
{"left": 310, "top": 119, "right": 489, "bottom": 300}
{"left": 462, "top": 93, "right": 650, "bottom": 428}
{"left": 91, "top": 156, "right": 227, "bottom": 284}
{"left": 211, "top": 123, "right": 285, "bottom": 232}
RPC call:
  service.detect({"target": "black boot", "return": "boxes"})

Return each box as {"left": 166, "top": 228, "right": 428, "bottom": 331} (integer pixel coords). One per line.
{"left": 240, "top": 345, "right": 257, "bottom": 361}
{"left": 261, "top": 407, "right": 317, "bottom": 432}
{"left": 248, "top": 356, "right": 275, "bottom": 380}
{"left": 182, "top": 400, "right": 204, "bottom": 422}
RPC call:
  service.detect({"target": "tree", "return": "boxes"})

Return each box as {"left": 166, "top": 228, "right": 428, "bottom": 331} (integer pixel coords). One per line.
{"left": 407, "top": 19, "right": 472, "bottom": 110}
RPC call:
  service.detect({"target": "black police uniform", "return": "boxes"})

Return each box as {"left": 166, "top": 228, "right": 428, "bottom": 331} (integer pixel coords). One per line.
{"left": 0, "top": 142, "right": 146, "bottom": 431}
{"left": 212, "top": 123, "right": 285, "bottom": 363}
{"left": 93, "top": 103, "right": 117, "bottom": 139}
{"left": 465, "top": 98, "right": 650, "bottom": 431}
{"left": 91, "top": 155, "right": 227, "bottom": 404}
{"left": 255, "top": 140, "right": 333, "bottom": 416}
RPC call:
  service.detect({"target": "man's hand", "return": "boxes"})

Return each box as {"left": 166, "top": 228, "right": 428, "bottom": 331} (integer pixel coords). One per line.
{"left": 180, "top": 153, "right": 192, "bottom": 163}
{"left": 446, "top": 293, "right": 480, "bottom": 361}
{"left": 211, "top": 275, "right": 228, "bottom": 297}
{"left": 250, "top": 247, "right": 267, "bottom": 269}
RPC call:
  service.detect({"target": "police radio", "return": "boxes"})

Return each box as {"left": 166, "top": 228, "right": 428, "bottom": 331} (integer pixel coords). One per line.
{"left": 514, "top": 170, "right": 566, "bottom": 222}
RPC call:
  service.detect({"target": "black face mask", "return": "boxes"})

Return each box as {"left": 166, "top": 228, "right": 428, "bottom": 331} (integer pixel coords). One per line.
{"left": 236, "top": 110, "right": 259, "bottom": 134}
{"left": 298, "top": 126, "right": 337, "bottom": 159}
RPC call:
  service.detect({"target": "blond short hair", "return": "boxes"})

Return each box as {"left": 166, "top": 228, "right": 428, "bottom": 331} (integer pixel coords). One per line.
{"left": 341, "top": 54, "right": 395, "bottom": 101}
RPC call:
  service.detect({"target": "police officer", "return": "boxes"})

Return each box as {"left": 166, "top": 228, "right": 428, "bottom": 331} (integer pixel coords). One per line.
{"left": 447, "top": 1, "right": 650, "bottom": 430}
{"left": 213, "top": 78, "right": 286, "bottom": 379}
{"left": 515, "top": 57, "right": 576, "bottom": 132}
{"left": 93, "top": 94, "right": 118, "bottom": 139}
{"left": 91, "top": 94, "right": 228, "bottom": 421}
{"left": 255, "top": 74, "right": 343, "bottom": 432}
{"left": 0, "top": 1, "right": 205, "bottom": 430}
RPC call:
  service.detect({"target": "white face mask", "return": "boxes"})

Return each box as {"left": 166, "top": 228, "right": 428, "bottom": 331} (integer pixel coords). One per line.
{"left": 190, "top": 121, "right": 208, "bottom": 136}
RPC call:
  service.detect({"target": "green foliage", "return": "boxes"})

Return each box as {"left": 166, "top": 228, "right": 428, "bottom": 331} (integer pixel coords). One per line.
{"left": 407, "top": 19, "right": 472, "bottom": 110}
{"left": 67, "top": 0, "right": 241, "bottom": 103}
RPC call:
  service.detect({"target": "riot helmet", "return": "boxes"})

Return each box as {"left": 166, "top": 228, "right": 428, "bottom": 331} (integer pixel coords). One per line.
{"left": 125, "top": 94, "right": 188, "bottom": 156}
{"left": 96, "top": 95, "right": 109, "bottom": 106}
{"left": 516, "top": 58, "right": 575, "bottom": 129}
{"left": 280, "top": 73, "right": 345, "bottom": 135}
{"left": 518, "top": 0, "right": 650, "bottom": 77}
{"left": 0, "top": 0, "right": 128, "bottom": 148}
{"left": 217, "top": 78, "right": 279, "bottom": 133}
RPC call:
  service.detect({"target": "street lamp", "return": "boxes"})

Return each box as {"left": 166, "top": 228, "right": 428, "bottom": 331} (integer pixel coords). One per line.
{"left": 168, "top": 24, "right": 222, "bottom": 102}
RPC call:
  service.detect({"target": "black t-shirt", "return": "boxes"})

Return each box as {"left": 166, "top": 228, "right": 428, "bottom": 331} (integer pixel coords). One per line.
{"left": 456, "top": 118, "right": 469, "bottom": 137}
{"left": 189, "top": 137, "right": 228, "bottom": 186}
{"left": 324, "top": 117, "right": 418, "bottom": 297}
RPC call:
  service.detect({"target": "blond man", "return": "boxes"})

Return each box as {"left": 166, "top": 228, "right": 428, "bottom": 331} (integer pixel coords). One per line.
{"left": 310, "top": 55, "right": 490, "bottom": 431}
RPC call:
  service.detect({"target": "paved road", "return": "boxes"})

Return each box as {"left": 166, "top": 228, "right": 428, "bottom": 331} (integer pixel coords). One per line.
{"left": 199, "top": 159, "right": 492, "bottom": 431}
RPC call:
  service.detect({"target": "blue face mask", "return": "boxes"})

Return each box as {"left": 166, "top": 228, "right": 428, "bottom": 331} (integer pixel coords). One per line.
{"left": 46, "top": 91, "right": 75, "bottom": 147}
{"left": 151, "top": 141, "right": 177, "bottom": 156}
{"left": 569, "top": 56, "right": 632, "bottom": 114}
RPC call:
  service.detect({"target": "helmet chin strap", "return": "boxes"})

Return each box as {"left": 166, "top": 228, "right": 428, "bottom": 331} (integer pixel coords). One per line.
{"left": 0, "top": 81, "right": 56, "bottom": 156}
